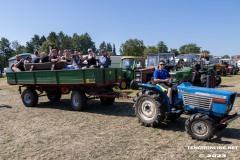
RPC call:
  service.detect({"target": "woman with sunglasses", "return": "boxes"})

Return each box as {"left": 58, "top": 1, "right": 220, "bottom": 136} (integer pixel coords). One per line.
{"left": 153, "top": 60, "right": 173, "bottom": 108}
{"left": 82, "top": 48, "right": 97, "bottom": 68}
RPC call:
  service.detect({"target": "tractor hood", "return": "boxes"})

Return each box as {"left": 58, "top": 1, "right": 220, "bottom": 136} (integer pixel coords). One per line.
{"left": 178, "top": 82, "right": 236, "bottom": 96}
{"left": 177, "top": 82, "right": 237, "bottom": 116}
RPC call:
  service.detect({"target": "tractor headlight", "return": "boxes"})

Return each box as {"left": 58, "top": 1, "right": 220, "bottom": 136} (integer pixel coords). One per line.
{"left": 226, "top": 101, "right": 233, "bottom": 112}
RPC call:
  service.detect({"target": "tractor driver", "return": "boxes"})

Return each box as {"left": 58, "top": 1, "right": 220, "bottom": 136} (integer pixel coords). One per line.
{"left": 153, "top": 60, "right": 173, "bottom": 107}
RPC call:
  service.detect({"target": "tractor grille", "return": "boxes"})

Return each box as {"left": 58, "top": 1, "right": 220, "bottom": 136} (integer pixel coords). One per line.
{"left": 134, "top": 71, "right": 142, "bottom": 82}
{"left": 182, "top": 92, "right": 213, "bottom": 110}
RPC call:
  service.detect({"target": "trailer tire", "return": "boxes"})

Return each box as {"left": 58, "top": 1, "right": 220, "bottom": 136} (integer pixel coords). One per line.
{"left": 134, "top": 90, "right": 166, "bottom": 127}
{"left": 47, "top": 89, "right": 61, "bottom": 102}
{"left": 185, "top": 113, "right": 215, "bottom": 141}
{"left": 22, "top": 88, "right": 38, "bottom": 107}
{"left": 71, "top": 91, "right": 87, "bottom": 111}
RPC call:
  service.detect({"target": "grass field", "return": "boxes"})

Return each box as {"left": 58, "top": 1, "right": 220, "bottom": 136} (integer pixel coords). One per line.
{"left": 0, "top": 75, "right": 239, "bottom": 160}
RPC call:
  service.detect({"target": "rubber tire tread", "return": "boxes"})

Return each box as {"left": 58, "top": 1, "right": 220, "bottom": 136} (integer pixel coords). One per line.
{"left": 185, "top": 113, "right": 215, "bottom": 141}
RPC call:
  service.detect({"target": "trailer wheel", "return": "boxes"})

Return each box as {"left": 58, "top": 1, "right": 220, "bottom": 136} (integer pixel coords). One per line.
{"left": 47, "top": 89, "right": 61, "bottom": 102}
{"left": 134, "top": 90, "right": 166, "bottom": 127}
{"left": 100, "top": 97, "right": 115, "bottom": 105}
{"left": 185, "top": 113, "right": 215, "bottom": 141}
{"left": 71, "top": 91, "right": 87, "bottom": 111}
{"left": 119, "top": 79, "right": 128, "bottom": 90}
{"left": 21, "top": 88, "right": 38, "bottom": 107}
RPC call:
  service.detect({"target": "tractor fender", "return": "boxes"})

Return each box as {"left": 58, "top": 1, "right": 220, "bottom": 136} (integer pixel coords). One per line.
{"left": 137, "top": 83, "right": 171, "bottom": 112}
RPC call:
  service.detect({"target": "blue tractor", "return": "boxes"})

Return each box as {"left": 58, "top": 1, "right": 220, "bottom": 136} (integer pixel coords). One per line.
{"left": 133, "top": 82, "right": 239, "bottom": 141}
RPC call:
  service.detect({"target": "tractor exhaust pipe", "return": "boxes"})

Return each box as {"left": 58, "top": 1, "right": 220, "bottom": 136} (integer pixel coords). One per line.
{"left": 206, "top": 68, "right": 216, "bottom": 88}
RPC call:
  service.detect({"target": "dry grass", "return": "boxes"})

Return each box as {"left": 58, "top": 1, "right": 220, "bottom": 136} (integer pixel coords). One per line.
{"left": 0, "top": 75, "right": 239, "bottom": 160}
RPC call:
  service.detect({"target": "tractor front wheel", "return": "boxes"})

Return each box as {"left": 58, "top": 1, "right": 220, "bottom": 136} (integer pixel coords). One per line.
{"left": 119, "top": 79, "right": 128, "bottom": 90}
{"left": 130, "top": 79, "right": 139, "bottom": 90}
{"left": 185, "top": 113, "right": 215, "bottom": 141}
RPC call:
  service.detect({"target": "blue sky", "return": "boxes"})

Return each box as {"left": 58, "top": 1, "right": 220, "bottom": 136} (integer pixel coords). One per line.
{"left": 0, "top": 0, "right": 239, "bottom": 56}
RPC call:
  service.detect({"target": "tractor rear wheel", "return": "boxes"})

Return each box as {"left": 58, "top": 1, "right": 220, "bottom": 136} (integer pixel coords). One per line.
{"left": 134, "top": 90, "right": 166, "bottom": 127}
{"left": 185, "top": 113, "right": 215, "bottom": 141}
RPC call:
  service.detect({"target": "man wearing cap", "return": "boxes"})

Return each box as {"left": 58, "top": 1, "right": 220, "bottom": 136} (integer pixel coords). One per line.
{"left": 98, "top": 50, "right": 111, "bottom": 68}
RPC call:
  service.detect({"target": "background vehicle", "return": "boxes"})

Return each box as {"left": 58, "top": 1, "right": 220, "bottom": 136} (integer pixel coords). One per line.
{"left": 130, "top": 53, "right": 175, "bottom": 89}
{"left": 175, "top": 53, "right": 199, "bottom": 65}
{"left": 118, "top": 56, "right": 145, "bottom": 89}
{"left": 219, "top": 59, "right": 239, "bottom": 75}
{"left": 133, "top": 82, "right": 239, "bottom": 141}
{"left": 147, "top": 53, "right": 175, "bottom": 71}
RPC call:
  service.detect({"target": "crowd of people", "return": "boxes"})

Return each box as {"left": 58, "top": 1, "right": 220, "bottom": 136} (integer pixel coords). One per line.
{"left": 12, "top": 47, "right": 111, "bottom": 71}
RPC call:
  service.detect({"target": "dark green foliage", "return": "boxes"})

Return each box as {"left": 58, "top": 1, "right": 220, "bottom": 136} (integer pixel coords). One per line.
{"left": 143, "top": 45, "right": 158, "bottom": 58}
{"left": 179, "top": 43, "right": 201, "bottom": 54}
{"left": 170, "top": 48, "right": 179, "bottom": 56}
{"left": 157, "top": 41, "right": 168, "bottom": 53}
{"left": 0, "top": 37, "right": 12, "bottom": 71}
{"left": 120, "top": 38, "right": 146, "bottom": 56}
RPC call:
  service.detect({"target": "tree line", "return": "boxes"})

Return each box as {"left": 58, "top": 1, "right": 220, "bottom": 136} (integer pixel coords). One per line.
{"left": 1, "top": 30, "right": 228, "bottom": 71}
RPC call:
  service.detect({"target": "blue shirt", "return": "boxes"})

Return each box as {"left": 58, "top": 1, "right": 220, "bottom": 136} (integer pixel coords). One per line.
{"left": 153, "top": 69, "right": 170, "bottom": 79}
{"left": 98, "top": 55, "right": 110, "bottom": 68}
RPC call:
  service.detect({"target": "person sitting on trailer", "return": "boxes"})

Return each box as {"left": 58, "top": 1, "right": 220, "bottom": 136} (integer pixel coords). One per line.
{"left": 24, "top": 56, "right": 33, "bottom": 64}
{"left": 62, "top": 50, "right": 76, "bottom": 69}
{"left": 98, "top": 49, "right": 111, "bottom": 68}
{"left": 82, "top": 48, "right": 98, "bottom": 68}
{"left": 33, "top": 51, "right": 40, "bottom": 63}
{"left": 40, "top": 52, "right": 50, "bottom": 63}
{"left": 12, "top": 55, "right": 25, "bottom": 71}
{"left": 49, "top": 49, "right": 60, "bottom": 63}
{"left": 73, "top": 51, "right": 84, "bottom": 69}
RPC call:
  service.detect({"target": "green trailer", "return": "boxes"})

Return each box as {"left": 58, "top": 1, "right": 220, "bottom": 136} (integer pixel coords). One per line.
{"left": 7, "top": 68, "right": 122, "bottom": 110}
